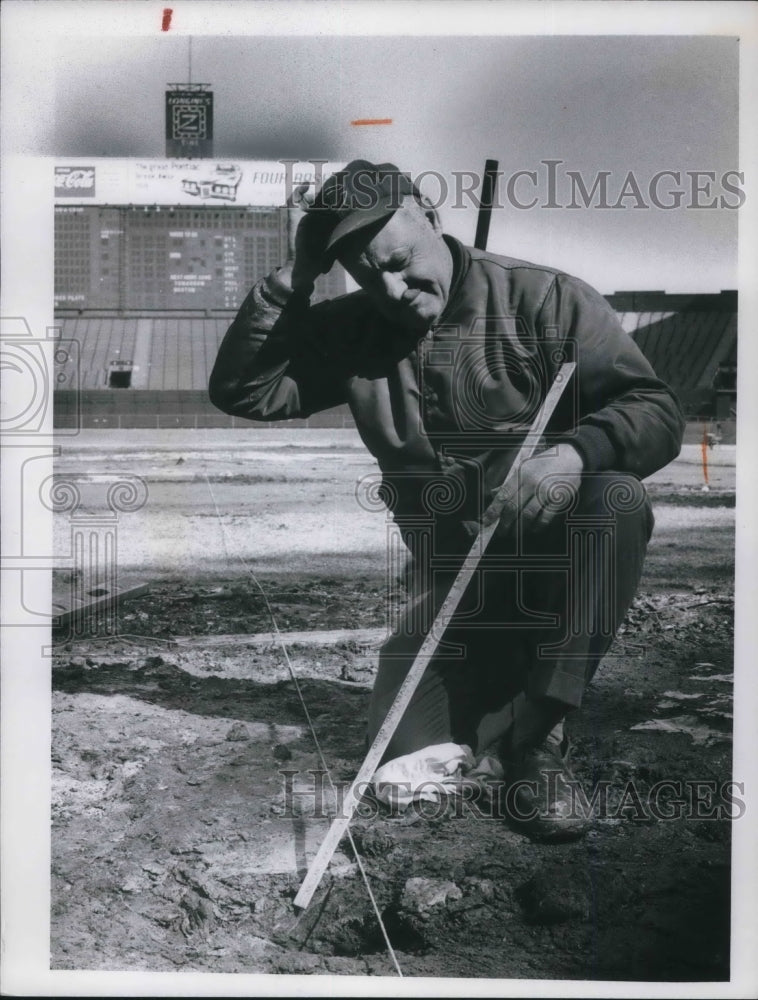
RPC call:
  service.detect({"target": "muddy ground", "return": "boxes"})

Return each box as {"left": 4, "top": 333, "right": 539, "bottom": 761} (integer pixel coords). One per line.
{"left": 50, "top": 433, "right": 736, "bottom": 981}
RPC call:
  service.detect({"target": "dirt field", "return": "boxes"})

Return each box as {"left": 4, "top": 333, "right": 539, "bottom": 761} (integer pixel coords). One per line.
{"left": 50, "top": 430, "right": 737, "bottom": 980}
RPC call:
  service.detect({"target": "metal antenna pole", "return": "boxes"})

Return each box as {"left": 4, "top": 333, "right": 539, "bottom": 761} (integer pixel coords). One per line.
{"left": 474, "top": 159, "right": 499, "bottom": 251}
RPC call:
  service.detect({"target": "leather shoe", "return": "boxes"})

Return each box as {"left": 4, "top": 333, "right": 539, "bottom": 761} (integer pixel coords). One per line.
{"left": 502, "top": 737, "right": 591, "bottom": 842}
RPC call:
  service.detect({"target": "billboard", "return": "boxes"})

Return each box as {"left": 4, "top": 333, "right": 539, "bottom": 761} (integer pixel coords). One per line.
{"left": 55, "top": 165, "right": 96, "bottom": 197}
{"left": 165, "top": 89, "right": 214, "bottom": 158}
{"left": 53, "top": 159, "right": 344, "bottom": 207}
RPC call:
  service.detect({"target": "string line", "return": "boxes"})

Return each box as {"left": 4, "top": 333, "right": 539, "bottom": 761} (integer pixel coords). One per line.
{"left": 202, "top": 471, "right": 403, "bottom": 977}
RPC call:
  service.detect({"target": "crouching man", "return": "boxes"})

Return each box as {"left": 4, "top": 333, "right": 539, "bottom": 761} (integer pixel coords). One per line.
{"left": 210, "top": 160, "right": 684, "bottom": 840}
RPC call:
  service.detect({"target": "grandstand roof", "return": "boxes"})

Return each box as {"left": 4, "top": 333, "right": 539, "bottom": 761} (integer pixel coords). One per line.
{"left": 607, "top": 291, "right": 737, "bottom": 398}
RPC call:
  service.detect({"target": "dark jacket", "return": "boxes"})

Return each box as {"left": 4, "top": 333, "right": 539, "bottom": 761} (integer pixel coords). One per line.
{"left": 210, "top": 236, "right": 684, "bottom": 548}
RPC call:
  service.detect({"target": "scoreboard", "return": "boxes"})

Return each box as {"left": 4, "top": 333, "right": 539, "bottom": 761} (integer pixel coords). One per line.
{"left": 54, "top": 204, "right": 346, "bottom": 311}
{"left": 52, "top": 158, "right": 349, "bottom": 310}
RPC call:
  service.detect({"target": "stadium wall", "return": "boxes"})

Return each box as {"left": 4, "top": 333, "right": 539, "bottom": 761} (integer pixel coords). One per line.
{"left": 53, "top": 389, "right": 355, "bottom": 430}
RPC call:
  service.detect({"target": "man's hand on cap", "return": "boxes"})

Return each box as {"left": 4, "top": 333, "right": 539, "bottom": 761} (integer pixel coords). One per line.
{"left": 283, "top": 182, "right": 336, "bottom": 295}
{"left": 286, "top": 182, "right": 314, "bottom": 248}
{"left": 283, "top": 161, "right": 420, "bottom": 295}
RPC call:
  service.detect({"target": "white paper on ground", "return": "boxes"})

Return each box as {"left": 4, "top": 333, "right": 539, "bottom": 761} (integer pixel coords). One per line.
{"left": 372, "top": 742, "right": 505, "bottom": 809}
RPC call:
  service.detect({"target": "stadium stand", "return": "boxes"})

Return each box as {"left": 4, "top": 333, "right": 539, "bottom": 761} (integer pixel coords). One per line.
{"left": 54, "top": 291, "right": 737, "bottom": 431}
{"left": 53, "top": 163, "right": 736, "bottom": 433}
{"left": 606, "top": 291, "right": 737, "bottom": 421}
{"left": 52, "top": 310, "right": 353, "bottom": 429}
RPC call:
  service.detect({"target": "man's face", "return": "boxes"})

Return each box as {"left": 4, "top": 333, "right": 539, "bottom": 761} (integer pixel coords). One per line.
{"left": 336, "top": 198, "right": 454, "bottom": 333}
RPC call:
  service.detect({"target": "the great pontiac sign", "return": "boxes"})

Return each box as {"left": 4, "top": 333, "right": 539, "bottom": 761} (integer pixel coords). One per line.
{"left": 52, "top": 158, "right": 345, "bottom": 207}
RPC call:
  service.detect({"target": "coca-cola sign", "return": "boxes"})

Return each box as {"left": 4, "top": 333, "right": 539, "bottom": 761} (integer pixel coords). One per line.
{"left": 55, "top": 166, "right": 96, "bottom": 196}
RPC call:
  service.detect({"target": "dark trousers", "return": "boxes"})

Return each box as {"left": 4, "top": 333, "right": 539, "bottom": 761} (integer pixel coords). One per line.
{"left": 367, "top": 472, "right": 654, "bottom": 762}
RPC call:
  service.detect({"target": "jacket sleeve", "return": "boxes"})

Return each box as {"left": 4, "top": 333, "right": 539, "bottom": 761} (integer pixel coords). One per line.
{"left": 539, "top": 273, "right": 685, "bottom": 478}
{"left": 208, "top": 269, "right": 349, "bottom": 421}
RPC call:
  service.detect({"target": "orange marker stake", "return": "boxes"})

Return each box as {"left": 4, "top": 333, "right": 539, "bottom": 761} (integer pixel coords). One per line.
{"left": 701, "top": 423, "right": 709, "bottom": 488}
{"left": 350, "top": 118, "right": 393, "bottom": 126}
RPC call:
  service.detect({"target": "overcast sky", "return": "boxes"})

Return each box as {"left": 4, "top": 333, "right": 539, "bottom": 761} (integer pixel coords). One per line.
{"left": 43, "top": 31, "right": 741, "bottom": 292}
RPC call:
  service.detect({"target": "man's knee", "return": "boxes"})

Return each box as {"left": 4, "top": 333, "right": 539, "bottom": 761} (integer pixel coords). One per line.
{"left": 575, "top": 471, "right": 653, "bottom": 539}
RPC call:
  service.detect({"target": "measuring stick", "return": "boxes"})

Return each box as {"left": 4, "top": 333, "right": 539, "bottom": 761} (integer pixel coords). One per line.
{"left": 293, "top": 361, "right": 576, "bottom": 911}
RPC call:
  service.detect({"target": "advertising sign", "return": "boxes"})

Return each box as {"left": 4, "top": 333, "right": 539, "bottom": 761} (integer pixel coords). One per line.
{"left": 55, "top": 166, "right": 96, "bottom": 197}
{"left": 53, "top": 159, "right": 344, "bottom": 207}
{"left": 166, "top": 89, "right": 214, "bottom": 157}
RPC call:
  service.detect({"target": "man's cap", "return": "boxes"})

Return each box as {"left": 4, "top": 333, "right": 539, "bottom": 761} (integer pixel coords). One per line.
{"left": 309, "top": 159, "right": 421, "bottom": 269}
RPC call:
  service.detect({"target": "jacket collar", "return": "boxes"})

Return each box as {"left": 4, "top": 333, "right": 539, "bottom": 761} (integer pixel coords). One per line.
{"left": 437, "top": 235, "right": 471, "bottom": 327}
